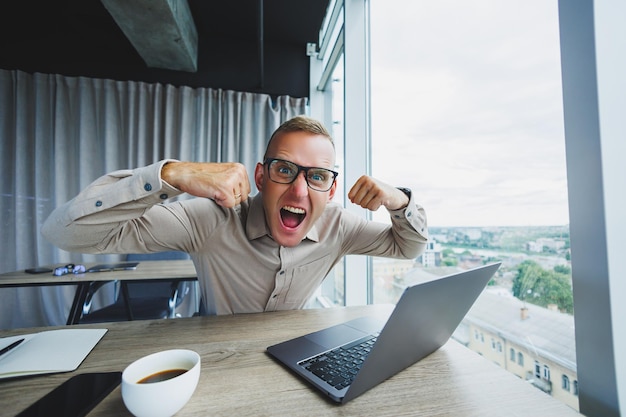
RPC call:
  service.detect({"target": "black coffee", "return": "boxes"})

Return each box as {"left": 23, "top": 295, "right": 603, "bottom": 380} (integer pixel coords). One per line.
{"left": 137, "top": 368, "right": 188, "bottom": 384}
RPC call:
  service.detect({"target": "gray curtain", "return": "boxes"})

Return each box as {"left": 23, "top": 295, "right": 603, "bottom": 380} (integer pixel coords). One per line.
{"left": 0, "top": 69, "right": 307, "bottom": 329}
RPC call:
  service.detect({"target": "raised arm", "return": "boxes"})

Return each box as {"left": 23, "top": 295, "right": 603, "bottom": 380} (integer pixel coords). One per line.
{"left": 161, "top": 161, "right": 251, "bottom": 208}
{"left": 41, "top": 160, "right": 251, "bottom": 254}
{"left": 342, "top": 175, "right": 427, "bottom": 259}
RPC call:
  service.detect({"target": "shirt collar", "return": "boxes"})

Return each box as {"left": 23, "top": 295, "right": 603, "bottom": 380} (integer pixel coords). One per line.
{"left": 246, "top": 193, "right": 320, "bottom": 243}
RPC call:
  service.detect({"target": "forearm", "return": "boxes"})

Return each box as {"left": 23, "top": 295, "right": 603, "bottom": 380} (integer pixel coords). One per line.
{"left": 387, "top": 197, "right": 429, "bottom": 259}
{"left": 341, "top": 193, "right": 428, "bottom": 259}
{"left": 158, "top": 160, "right": 251, "bottom": 207}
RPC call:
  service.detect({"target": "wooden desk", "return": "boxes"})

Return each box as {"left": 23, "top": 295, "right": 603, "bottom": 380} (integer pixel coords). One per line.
{"left": 0, "top": 260, "right": 197, "bottom": 324}
{"left": 0, "top": 306, "right": 582, "bottom": 416}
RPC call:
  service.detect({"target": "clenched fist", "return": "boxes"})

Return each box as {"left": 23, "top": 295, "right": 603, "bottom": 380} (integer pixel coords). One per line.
{"left": 161, "top": 161, "right": 251, "bottom": 208}
{"left": 348, "top": 175, "right": 409, "bottom": 211}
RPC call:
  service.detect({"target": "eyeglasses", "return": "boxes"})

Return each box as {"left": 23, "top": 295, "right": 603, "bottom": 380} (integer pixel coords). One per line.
{"left": 53, "top": 264, "right": 86, "bottom": 276}
{"left": 264, "top": 158, "right": 338, "bottom": 192}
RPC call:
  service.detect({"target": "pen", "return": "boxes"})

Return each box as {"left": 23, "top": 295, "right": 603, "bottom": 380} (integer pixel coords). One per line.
{"left": 0, "top": 338, "right": 25, "bottom": 357}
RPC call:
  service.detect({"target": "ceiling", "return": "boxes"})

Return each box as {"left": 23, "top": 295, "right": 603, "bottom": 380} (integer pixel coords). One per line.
{"left": 0, "top": 0, "right": 331, "bottom": 98}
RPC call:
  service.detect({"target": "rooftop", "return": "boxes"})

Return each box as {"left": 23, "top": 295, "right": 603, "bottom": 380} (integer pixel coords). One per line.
{"left": 466, "top": 289, "right": 576, "bottom": 371}
{"left": 402, "top": 266, "right": 576, "bottom": 372}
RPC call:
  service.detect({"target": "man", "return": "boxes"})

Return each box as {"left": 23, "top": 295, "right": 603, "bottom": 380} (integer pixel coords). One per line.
{"left": 42, "top": 116, "right": 428, "bottom": 314}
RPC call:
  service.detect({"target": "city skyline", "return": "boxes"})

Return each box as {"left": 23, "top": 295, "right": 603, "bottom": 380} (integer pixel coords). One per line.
{"left": 369, "top": 0, "right": 569, "bottom": 228}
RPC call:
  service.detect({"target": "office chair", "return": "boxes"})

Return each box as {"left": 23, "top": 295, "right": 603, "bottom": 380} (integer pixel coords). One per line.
{"left": 78, "top": 251, "right": 195, "bottom": 323}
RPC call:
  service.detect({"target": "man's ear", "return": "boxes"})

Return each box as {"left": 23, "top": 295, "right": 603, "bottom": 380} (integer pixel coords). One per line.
{"left": 254, "top": 162, "right": 265, "bottom": 191}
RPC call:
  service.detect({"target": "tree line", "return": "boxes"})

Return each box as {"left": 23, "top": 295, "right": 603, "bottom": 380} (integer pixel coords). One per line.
{"left": 512, "top": 260, "right": 574, "bottom": 314}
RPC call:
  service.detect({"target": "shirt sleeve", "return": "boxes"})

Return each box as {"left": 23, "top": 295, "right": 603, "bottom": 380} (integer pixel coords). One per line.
{"left": 339, "top": 190, "right": 428, "bottom": 259}
{"left": 40, "top": 160, "right": 195, "bottom": 254}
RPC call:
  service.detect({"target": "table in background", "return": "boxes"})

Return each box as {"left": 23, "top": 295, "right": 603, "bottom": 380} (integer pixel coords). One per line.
{"left": 0, "top": 305, "right": 582, "bottom": 416}
{"left": 0, "top": 260, "right": 198, "bottom": 324}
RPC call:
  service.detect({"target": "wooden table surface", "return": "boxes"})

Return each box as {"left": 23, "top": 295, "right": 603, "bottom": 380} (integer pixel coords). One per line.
{"left": 0, "top": 305, "right": 582, "bottom": 416}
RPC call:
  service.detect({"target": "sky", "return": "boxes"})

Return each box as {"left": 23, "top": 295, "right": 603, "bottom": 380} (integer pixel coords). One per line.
{"left": 367, "top": 0, "right": 569, "bottom": 228}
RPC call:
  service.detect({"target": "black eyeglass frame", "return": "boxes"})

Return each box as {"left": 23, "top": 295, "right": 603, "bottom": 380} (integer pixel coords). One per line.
{"left": 263, "top": 158, "right": 339, "bottom": 192}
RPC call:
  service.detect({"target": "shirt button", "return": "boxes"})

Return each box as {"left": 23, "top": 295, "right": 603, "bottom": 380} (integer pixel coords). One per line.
{"left": 272, "top": 294, "right": 278, "bottom": 298}
{"left": 159, "top": 193, "right": 168, "bottom": 200}
{"left": 95, "top": 200, "right": 103, "bottom": 207}
{"left": 407, "top": 211, "right": 412, "bottom": 217}
{"left": 394, "top": 214, "right": 401, "bottom": 219}
{"left": 279, "top": 271, "right": 285, "bottom": 275}
{"left": 144, "top": 183, "right": 152, "bottom": 192}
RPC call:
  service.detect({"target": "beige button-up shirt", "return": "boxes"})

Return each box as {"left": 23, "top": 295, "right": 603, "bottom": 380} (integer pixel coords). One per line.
{"left": 42, "top": 161, "right": 428, "bottom": 314}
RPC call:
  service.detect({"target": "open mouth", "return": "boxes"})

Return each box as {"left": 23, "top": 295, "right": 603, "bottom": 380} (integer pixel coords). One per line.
{"left": 280, "top": 205, "right": 306, "bottom": 228}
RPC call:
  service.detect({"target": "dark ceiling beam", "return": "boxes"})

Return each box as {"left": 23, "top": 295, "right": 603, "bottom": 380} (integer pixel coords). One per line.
{"left": 257, "top": 0, "right": 264, "bottom": 89}
{"left": 101, "top": 0, "right": 198, "bottom": 72}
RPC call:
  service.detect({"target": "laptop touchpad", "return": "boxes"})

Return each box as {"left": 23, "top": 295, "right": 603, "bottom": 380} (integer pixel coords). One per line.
{"left": 305, "top": 324, "right": 368, "bottom": 349}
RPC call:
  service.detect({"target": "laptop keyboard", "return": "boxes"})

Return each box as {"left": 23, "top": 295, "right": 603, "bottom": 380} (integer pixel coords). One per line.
{"left": 298, "top": 333, "right": 379, "bottom": 390}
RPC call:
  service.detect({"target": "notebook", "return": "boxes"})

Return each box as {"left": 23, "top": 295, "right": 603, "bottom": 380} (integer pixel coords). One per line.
{"left": 266, "top": 262, "right": 501, "bottom": 404}
{"left": 0, "top": 329, "right": 107, "bottom": 379}
{"left": 87, "top": 262, "right": 139, "bottom": 272}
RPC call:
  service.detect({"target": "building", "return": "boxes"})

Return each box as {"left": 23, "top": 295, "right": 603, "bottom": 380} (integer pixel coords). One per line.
{"left": 371, "top": 258, "right": 417, "bottom": 304}
{"left": 454, "top": 289, "right": 579, "bottom": 411}
{"left": 526, "top": 238, "right": 566, "bottom": 253}
{"left": 417, "top": 241, "right": 442, "bottom": 267}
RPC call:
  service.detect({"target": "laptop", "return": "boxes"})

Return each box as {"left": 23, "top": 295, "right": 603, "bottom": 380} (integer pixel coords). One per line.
{"left": 86, "top": 262, "right": 139, "bottom": 273}
{"left": 266, "top": 262, "right": 501, "bottom": 404}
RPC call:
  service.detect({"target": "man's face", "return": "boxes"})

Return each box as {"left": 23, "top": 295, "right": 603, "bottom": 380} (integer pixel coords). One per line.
{"left": 254, "top": 131, "right": 336, "bottom": 247}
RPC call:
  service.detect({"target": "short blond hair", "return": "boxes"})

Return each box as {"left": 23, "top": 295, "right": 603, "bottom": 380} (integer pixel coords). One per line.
{"left": 264, "top": 115, "right": 334, "bottom": 159}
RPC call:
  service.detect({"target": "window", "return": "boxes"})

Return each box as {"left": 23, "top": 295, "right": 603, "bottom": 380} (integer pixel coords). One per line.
{"left": 370, "top": 0, "right": 568, "bottom": 247}
{"left": 543, "top": 365, "right": 551, "bottom": 381}
{"left": 562, "top": 375, "right": 570, "bottom": 392}
{"left": 316, "top": 57, "right": 346, "bottom": 308}
{"left": 307, "top": 0, "right": 348, "bottom": 308}
{"left": 535, "top": 361, "right": 541, "bottom": 379}
{"left": 315, "top": 0, "right": 626, "bottom": 413}
{"left": 311, "top": 0, "right": 371, "bottom": 307}
{"left": 369, "top": 0, "right": 576, "bottom": 411}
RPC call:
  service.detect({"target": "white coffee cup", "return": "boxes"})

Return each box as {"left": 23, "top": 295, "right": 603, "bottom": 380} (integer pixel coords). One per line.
{"left": 121, "top": 349, "right": 201, "bottom": 417}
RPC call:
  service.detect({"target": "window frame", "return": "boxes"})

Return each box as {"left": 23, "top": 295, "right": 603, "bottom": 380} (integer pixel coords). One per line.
{"left": 559, "top": 2, "right": 625, "bottom": 415}
{"left": 309, "top": 0, "right": 372, "bottom": 306}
